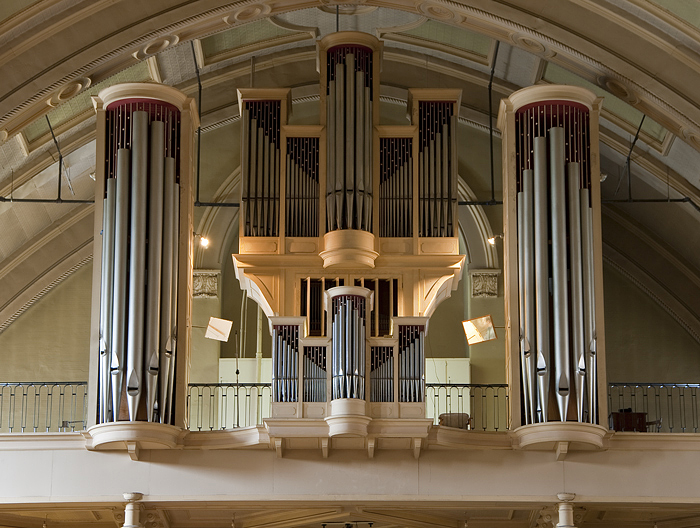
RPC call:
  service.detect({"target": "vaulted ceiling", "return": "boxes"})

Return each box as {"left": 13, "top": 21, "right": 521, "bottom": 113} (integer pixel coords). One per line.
{"left": 1, "top": 0, "right": 700, "bottom": 339}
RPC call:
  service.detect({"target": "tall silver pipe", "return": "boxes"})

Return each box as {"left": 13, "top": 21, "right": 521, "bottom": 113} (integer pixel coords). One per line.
{"left": 568, "top": 162, "right": 586, "bottom": 421}
{"left": 522, "top": 169, "right": 536, "bottom": 424}
{"left": 516, "top": 189, "right": 531, "bottom": 423}
{"left": 363, "top": 84, "right": 372, "bottom": 230}
{"left": 356, "top": 68, "right": 364, "bottom": 226}
{"left": 111, "top": 148, "right": 130, "bottom": 420}
{"left": 346, "top": 53, "right": 355, "bottom": 228}
{"left": 159, "top": 157, "right": 176, "bottom": 423}
{"left": 335, "top": 62, "right": 344, "bottom": 229}
{"left": 327, "top": 79, "right": 336, "bottom": 229}
{"left": 533, "top": 137, "right": 550, "bottom": 422}
{"left": 126, "top": 111, "right": 149, "bottom": 421}
{"left": 145, "top": 121, "right": 165, "bottom": 422}
{"left": 581, "top": 188, "right": 597, "bottom": 421}
{"left": 549, "top": 126, "right": 570, "bottom": 421}
{"left": 272, "top": 328, "right": 278, "bottom": 401}
{"left": 99, "top": 178, "right": 117, "bottom": 422}
{"left": 164, "top": 180, "right": 179, "bottom": 423}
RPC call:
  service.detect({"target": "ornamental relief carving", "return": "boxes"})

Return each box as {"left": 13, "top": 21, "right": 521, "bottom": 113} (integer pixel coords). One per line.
{"left": 193, "top": 270, "right": 219, "bottom": 298}
{"left": 470, "top": 269, "right": 500, "bottom": 298}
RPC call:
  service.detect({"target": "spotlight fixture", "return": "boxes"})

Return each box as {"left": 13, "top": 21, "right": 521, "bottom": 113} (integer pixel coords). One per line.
{"left": 487, "top": 234, "right": 503, "bottom": 245}
{"left": 194, "top": 232, "right": 210, "bottom": 247}
{"left": 462, "top": 315, "right": 497, "bottom": 345}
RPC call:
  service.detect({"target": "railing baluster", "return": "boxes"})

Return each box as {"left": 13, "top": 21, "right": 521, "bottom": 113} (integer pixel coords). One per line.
{"left": 607, "top": 383, "right": 700, "bottom": 434}
{"left": 0, "top": 382, "right": 86, "bottom": 433}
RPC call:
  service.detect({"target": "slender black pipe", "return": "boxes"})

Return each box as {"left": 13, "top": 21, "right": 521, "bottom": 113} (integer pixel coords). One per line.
{"left": 191, "top": 41, "right": 203, "bottom": 207}
{"left": 487, "top": 41, "right": 500, "bottom": 205}
{"left": 459, "top": 200, "right": 502, "bottom": 206}
{"left": 626, "top": 114, "right": 645, "bottom": 201}
{"left": 46, "top": 115, "right": 64, "bottom": 202}
{"left": 0, "top": 116, "right": 93, "bottom": 204}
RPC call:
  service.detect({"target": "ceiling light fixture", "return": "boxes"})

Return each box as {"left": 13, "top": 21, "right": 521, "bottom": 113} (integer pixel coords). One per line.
{"left": 194, "top": 232, "right": 210, "bottom": 247}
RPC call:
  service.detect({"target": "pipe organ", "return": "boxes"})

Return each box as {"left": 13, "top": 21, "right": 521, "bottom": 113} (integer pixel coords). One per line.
{"left": 498, "top": 86, "right": 607, "bottom": 428}
{"left": 234, "top": 33, "right": 465, "bottom": 441}
{"left": 326, "top": 45, "right": 373, "bottom": 232}
{"left": 91, "top": 84, "right": 196, "bottom": 427}
{"left": 241, "top": 99, "right": 282, "bottom": 237}
{"left": 418, "top": 101, "right": 457, "bottom": 237}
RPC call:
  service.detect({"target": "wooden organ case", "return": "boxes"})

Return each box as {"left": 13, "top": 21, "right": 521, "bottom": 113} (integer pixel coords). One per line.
{"left": 233, "top": 32, "right": 465, "bottom": 452}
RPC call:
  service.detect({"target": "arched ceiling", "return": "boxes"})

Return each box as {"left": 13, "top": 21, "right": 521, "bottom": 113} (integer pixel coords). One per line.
{"left": 1, "top": 0, "right": 700, "bottom": 336}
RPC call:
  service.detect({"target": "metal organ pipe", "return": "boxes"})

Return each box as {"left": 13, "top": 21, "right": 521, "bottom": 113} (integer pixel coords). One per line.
{"left": 581, "top": 188, "right": 597, "bottom": 421}
{"left": 549, "top": 126, "right": 570, "bottom": 421}
{"left": 110, "top": 148, "right": 130, "bottom": 419}
{"left": 510, "top": 99, "right": 600, "bottom": 425}
{"left": 126, "top": 110, "right": 148, "bottom": 421}
{"left": 518, "top": 168, "right": 536, "bottom": 424}
{"left": 159, "top": 157, "right": 176, "bottom": 423}
{"left": 99, "top": 178, "right": 117, "bottom": 423}
{"left": 533, "top": 136, "right": 550, "bottom": 422}
{"left": 97, "top": 96, "right": 183, "bottom": 425}
{"left": 568, "top": 162, "right": 586, "bottom": 422}
{"left": 146, "top": 121, "right": 165, "bottom": 422}
{"left": 326, "top": 46, "right": 373, "bottom": 232}
{"left": 165, "top": 178, "right": 180, "bottom": 423}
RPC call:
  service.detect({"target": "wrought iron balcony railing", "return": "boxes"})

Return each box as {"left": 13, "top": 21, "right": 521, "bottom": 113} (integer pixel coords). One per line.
{"left": 1, "top": 381, "right": 696, "bottom": 435}
{"left": 0, "top": 382, "right": 87, "bottom": 433}
{"left": 608, "top": 383, "right": 700, "bottom": 433}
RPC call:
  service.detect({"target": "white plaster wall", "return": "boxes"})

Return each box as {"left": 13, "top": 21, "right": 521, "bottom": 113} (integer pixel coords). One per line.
{"left": 1, "top": 442, "right": 699, "bottom": 505}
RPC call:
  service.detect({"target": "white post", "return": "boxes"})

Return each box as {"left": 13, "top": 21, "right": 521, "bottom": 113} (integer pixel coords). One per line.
{"left": 256, "top": 305, "right": 263, "bottom": 383}
{"left": 556, "top": 493, "right": 576, "bottom": 528}
{"left": 122, "top": 493, "right": 143, "bottom": 528}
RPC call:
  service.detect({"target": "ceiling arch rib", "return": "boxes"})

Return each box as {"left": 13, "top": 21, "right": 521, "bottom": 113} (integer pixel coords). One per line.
{"left": 0, "top": 0, "right": 700, "bottom": 165}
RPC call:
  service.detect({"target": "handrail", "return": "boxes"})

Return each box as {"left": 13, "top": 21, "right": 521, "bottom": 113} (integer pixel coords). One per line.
{"left": 608, "top": 382, "right": 700, "bottom": 433}
{"left": 0, "top": 381, "right": 88, "bottom": 433}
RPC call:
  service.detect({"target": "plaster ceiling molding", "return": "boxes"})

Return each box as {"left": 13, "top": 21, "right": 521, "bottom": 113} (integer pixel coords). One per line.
{"left": 541, "top": 62, "right": 672, "bottom": 156}
{"left": 268, "top": 15, "right": 319, "bottom": 38}
{"left": 453, "top": 1, "right": 700, "bottom": 155}
{"left": 0, "top": 240, "right": 92, "bottom": 335}
{"left": 200, "top": 18, "right": 314, "bottom": 68}
{"left": 47, "top": 77, "right": 92, "bottom": 108}
{"left": 416, "top": 1, "right": 458, "bottom": 21}
{"left": 378, "top": 15, "right": 493, "bottom": 66}
{"left": 0, "top": 128, "right": 96, "bottom": 201}
{"left": 0, "top": 1, "right": 240, "bottom": 132}
{"left": 20, "top": 61, "right": 150, "bottom": 155}
{"left": 510, "top": 32, "right": 556, "bottom": 59}
{"left": 223, "top": 3, "right": 273, "bottom": 25}
{"left": 469, "top": 269, "right": 500, "bottom": 298}
{"left": 680, "top": 126, "right": 700, "bottom": 152}
{"left": 132, "top": 34, "right": 180, "bottom": 61}
{"left": 0, "top": 129, "right": 7, "bottom": 145}
{"left": 598, "top": 131, "right": 698, "bottom": 206}
{"left": 317, "top": 2, "right": 376, "bottom": 16}
{"left": 598, "top": 76, "right": 640, "bottom": 106}
{"left": 603, "top": 247, "right": 700, "bottom": 345}
{"left": 193, "top": 270, "right": 220, "bottom": 299}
